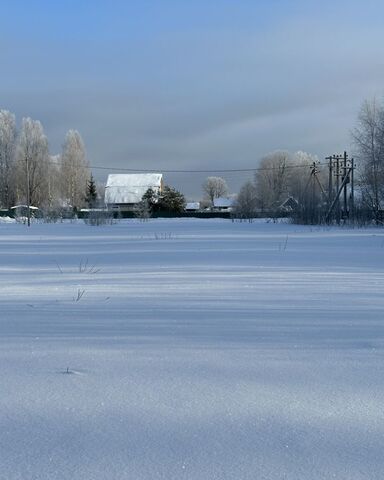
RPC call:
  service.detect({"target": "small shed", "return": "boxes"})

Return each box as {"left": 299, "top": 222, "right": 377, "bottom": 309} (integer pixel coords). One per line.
{"left": 279, "top": 196, "right": 299, "bottom": 212}
{"left": 185, "top": 202, "right": 200, "bottom": 211}
{"left": 10, "top": 205, "right": 40, "bottom": 216}
{"left": 213, "top": 197, "right": 234, "bottom": 211}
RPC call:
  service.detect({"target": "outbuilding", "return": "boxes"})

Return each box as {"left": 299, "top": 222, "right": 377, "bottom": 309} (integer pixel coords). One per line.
{"left": 213, "top": 197, "right": 234, "bottom": 211}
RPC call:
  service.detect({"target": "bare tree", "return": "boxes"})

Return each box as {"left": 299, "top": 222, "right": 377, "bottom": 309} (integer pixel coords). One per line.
{"left": 289, "top": 151, "right": 326, "bottom": 224}
{"left": 203, "top": 176, "right": 228, "bottom": 204}
{"left": 289, "top": 151, "right": 326, "bottom": 202}
{"left": 0, "top": 110, "right": 17, "bottom": 208}
{"left": 254, "top": 151, "right": 290, "bottom": 212}
{"left": 233, "top": 181, "right": 258, "bottom": 221}
{"left": 46, "top": 154, "right": 62, "bottom": 209}
{"left": 16, "top": 117, "right": 50, "bottom": 207}
{"left": 352, "top": 98, "right": 384, "bottom": 221}
{"left": 60, "top": 130, "right": 89, "bottom": 209}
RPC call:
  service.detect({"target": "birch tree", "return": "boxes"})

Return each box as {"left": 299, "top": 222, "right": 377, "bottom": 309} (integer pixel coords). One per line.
{"left": 289, "top": 151, "right": 324, "bottom": 204}
{"left": 16, "top": 117, "right": 50, "bottom": 207}
{"left": 46, "top": 154, "right": 62, "bottom": 209}
{"left": 254, "top": 151, "right": 290, "bottom": 212}
{"left": 0, "top": 110, "right": 17, "bottom": 207}
{"left": 352, "top": 98, "right": 384, "bottom": 220}
{"left": 60, "top": 130, "right": 89, "bottom": 209}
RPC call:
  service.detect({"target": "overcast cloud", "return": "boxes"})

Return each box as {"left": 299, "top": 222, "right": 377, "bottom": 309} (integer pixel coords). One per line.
{"left": 1, "top": 0, "right": 384, "bottom": 198}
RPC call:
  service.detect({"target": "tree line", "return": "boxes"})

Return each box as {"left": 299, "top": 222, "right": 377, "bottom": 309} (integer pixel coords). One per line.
{"left": 232, "top": 150, "right": 324, "bottom": 222}
{"left": 2, "top": 97, "right": 384, "bottom": 224}
{"left": 231, "top": 97, "right": 384, "bottom": 224}
{"left": 0, "top": 110, "right": 91, "bottom": 212}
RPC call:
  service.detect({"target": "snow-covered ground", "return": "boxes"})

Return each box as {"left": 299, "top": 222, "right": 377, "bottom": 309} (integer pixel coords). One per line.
{"left": 1, "top": 218, "right": 384, "bottom": 479}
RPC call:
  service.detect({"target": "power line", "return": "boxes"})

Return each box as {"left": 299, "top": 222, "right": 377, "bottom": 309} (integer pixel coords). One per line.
{"left": 48, "top": 158, "right": 331, "bottom": 174}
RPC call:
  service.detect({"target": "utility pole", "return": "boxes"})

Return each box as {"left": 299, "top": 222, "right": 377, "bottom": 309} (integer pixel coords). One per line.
{"left": 26, "top": 155, "right": 31, "bottom": 227}
{"left": 325, "top": 152, "right": 355, "bottom": 224}
{"left": 336, "top": 155, "right": 340, "bottom": 224}
{"left": 343, "top": 151, "right": 348, "bottom": 218}
{"left": 327, "top": 155, "right": 333, "bottom": 210}
{"left": 302, "top": 162, "right": 327, "bottom": 224}
{"left": 350, "top": 157, "right": 355, "bottom": 222}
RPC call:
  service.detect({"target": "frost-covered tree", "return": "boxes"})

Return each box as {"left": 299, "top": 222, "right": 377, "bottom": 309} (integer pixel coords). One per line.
{"left": 288, "top": 151, "right": 326, "bottom": 224}
{"left": 254, "top": 151, "right": 290, "bottom": 212}
{"left": 352, "top": 98, "right": 384, "bottom": 220}
{"left": 289, "top": 151, "right": 324, "bottom": 203}
{"left": 60, "top": 130, "right": 89, "bottom": 209}
{"left": 252, "top": 150, "right": 325, "bottom": 221}
{"left": 16, "top": 117, "right": 50, "bottom": 207}
{"left": 45, "top": 154, "right": 62, "bottom": 209}
{"left": 203, "top": 176, "right": 228, "bottom": 204}
{"left": 0, "top": 110, "right": 17, "bottom": 207}
{"left": 233, "top": 181, "right": 258, "bottom": 220}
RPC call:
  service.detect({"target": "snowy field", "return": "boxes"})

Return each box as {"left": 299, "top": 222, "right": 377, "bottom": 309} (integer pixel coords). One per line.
{"left": 1, "top": 218, "right": 384, "bottom": 480}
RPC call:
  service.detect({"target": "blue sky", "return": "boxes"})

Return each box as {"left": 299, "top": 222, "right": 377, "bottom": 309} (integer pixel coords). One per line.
{"left": 2, "top": 0, "right": 384, "bottom": 197}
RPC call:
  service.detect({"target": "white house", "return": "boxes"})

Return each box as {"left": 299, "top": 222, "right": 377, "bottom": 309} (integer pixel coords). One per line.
{"left": 105, "top": 173, "right": 163, "bottom": 210}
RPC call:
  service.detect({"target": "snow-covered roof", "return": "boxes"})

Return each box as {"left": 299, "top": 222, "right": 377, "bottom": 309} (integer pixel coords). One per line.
{"left": 213, "top": 197, "right": 233, "bottom": 208}
{"left": 11, "top": 205, "right": 39, "bottom": 210}
{"left": 185, "top": 202, "right": 200, "bottom": 211}
{"left": 105, "top": 174, "right": 163, "bottom": 205}
{"left": 279, "top": 196, "right": 299, "bottom": 212}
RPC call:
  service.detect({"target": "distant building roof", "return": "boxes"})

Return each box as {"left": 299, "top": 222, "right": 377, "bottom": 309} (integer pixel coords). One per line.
{"left": 105, "top": 173, "right": 163, "bottom": 205}
{"left": 185, "top": 202, "right": 200, "bottom": 211}
{"left": 213, "top": 197, "right": 233, "bottom": 208}
{"left": 11, "top": 205, "right": 39, "bottom": 210}
{"left": 279, "top": 196, "right": 299, "bottom": 212}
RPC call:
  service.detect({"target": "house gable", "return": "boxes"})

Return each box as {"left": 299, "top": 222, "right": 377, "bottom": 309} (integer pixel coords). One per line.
{"left": 105, "top": 173, "right": 163, "bottom": 206}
